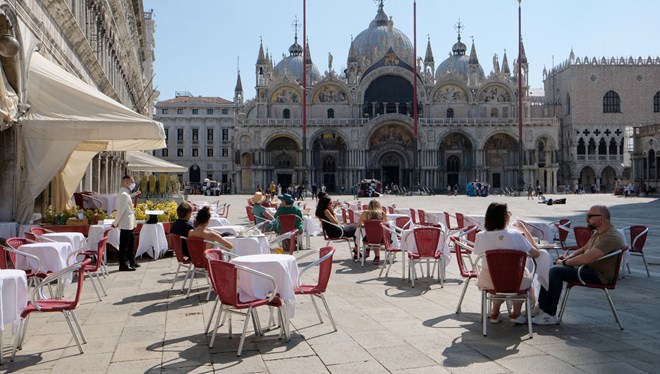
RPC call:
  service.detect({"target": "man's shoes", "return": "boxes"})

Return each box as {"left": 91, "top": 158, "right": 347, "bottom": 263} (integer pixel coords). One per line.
{"left": 510, "top": 314, "right": 527, "bottom": 324}
{"left": 130, "top": 262, "right": 141, "bottom": 268}
{"left": 531, "top": 311, "right": 558, "bottom": 325}
{"left": 119, "top": 266, "right": 136, "bottom": 272}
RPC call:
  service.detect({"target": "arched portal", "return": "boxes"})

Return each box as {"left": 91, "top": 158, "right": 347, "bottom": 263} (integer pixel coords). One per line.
{"left": 439, "top": 133, "right": 474, "bottom": 188}
{"left": 601, "top": 166, "right": 616, "bottom": 192}
{"left": 369, "top": 123, "right": 415, "bottom": 186}
{"left": 483, "top": 133, "right": 519, "bottom": 189}
{"left": 380, "top": 152, "right": 403, "bottom": 186}
{"left": 266, "top": 136, "right": 300, "bottom": 188}
{"left": 311, "top": 132, "right": 347, "bottom": 192}
{"left": 189, "top": 164, "right": 200, "bottom": 183}
{"left": 580, "top": 166, "right": 596, "bottom": 187}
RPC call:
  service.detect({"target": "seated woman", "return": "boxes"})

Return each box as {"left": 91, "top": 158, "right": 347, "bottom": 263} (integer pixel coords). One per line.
{"left": 356, "top": 199, "right": 387, "bottom": 265}
{"left": 188, "top": 206, "right": 234, "bottom": 250}
{"left": 249, "top": 192, "right": 275, "bottom": 230}
{"left": 473, "top": 202, "right": 539, "bottom": 324}
{"left": 315, "top": 195, "right": 359, "bottom": 260}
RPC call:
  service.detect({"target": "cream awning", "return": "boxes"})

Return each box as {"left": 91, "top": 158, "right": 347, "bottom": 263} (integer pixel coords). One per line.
{"left": 126, "top": 151, "right": 187, "bottom": 173}
{"left": 17, "top": 52, "right": 166, "bottom": 223}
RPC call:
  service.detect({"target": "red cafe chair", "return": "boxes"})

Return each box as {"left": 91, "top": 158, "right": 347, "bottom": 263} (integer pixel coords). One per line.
{"left": 169, "top": 233, "right": 192, "bottom": 290}
{"left": 450, "top": 236, "right": 478, "bottom": 314}
{"left": 295, "top": 246, "right": 337, "bottom": 331}
{"left": 408, "top": 227, "right": 445, "bottom": 288}
{"left": 622, "top": 225, "right": 649, "bottom": 277}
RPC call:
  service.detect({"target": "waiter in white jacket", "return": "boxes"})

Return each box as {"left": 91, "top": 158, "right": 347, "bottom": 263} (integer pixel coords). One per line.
{"left": 112, "top": 175, "right": 141, "bottom": 271}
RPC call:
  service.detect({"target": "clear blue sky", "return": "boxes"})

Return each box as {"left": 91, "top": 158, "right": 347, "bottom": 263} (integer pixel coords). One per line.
{"left": 143, "top": 0, "right": 660, "bottom": 102}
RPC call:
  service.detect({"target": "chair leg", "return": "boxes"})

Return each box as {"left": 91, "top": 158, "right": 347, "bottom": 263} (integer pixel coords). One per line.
{"left": 604, "top": 289, "right": 624, "bottom": 330}
{"left": 526, "top": 291, "right": 534, "bottom": 338}
{"left": 185, "top": 267, "right": 196, "bottom": 298}
{"left": 309, "top": 294, "right": 323, "bottom": 323}
{"left": 482, "top": 291, "right": 488, "bottom": 336}
{"left": 558, "top": 287, "right": 572, "bottom": 324}
{"left": 641, "top": 252, "right": 650, "bottom": 277}
{"left": 171, "top": 263, "right": 182, "bottom": 289}
{"left": 10, "top": 319, "right": 24, "bottom": 361}
{"left": 208, "top": 305, "right": 225, "bottom": 348}
{"left": 455, "top": 277, "right": 471, "bottom": 314}
{"left": 237, "top": 308, "right": 252, "bottom": 356}
{"left": 319, "top": 294, "right": 337, "bottom": 331}
{"left": 205, "top": 297, "right": 219, "bottom": 335}
{"left": 63, "top": 312, "right": 84, "bottom": 354}
{"left": 182, "top": 267, "right": 194, "bottom": 292}
{"left": 410, "top": 259, "right": 416, "bottom": 288}
{"left": 70, "top": 310, "right": 87, "bottom": 344}
{"left": 94, "top": 272, "right": 107, "bottom": 296}
{"left": 88, "top": 273, "right": 102, "bottom": 301}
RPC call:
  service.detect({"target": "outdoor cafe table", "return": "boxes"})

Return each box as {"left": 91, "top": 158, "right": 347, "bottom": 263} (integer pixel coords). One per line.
{"left": 94, "top": 194, "right": 117, "bottom": 212}
{"left": 135, "top": 222, "right": 168, "bottom": 259}
{"left": 209, "top": 225, "right": 246, "bottom": 236}
{"left": 16, "top": 242, "right": 75, "bottom": 289}
{"left": 224, "top": 235, "right": 270, "bottom": 256}
{"left": 41, "top": 232, "right": 89, "bottom": 252}
{"left": 465, "top": 215, "right": 556, "bottom": 243}
{"left": 208, "top": 216, "right": 231, "bottom": 227}
{"left": 88, "top": 223, "right": 120, "bottom": 250}
{"left": 0, "top": 269, "right": 28, "bottom": 364}
{"left": 231, "top": 254, "right": 299, "bottom": 318}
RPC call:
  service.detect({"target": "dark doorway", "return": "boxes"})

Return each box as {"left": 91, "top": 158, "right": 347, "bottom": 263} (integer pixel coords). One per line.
{"left": 492, "top": 173, "right": 501, "bottom": 188}
{"left": 323, "top": 174, "right": 336, "bottom": 192}
{"left": 447, "top": 173, "right": 458, "bottom": 188}
{"left": 382, "top": 166, "right": 399, "bottom": 186}
{"left": 189, "top": 165, "right": 200, "bottom": 183}
{"left": 277, "top": 174, "right": 292, "bottom": 189}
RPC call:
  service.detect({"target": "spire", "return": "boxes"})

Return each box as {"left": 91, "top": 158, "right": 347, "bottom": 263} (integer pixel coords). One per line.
{"left": 235, "top": 70, "right": 243, "bottom": 93}
{"left": 288, "top": 16, "right": 303, "bottom": 56}
{"left": 348, "top": 35, "right": 357, "bottom": 63}
{"left": 257, "top": 37, "right": 266, "bottom": 64}
{"left": 520, "top": 38, "right": 528, "bottom": 64}
{"left": 502, "top": 49, "right": 510, "bottom": 75}
{"left": 468, "top": 37, "right": 479, "bottom": 64}
{"left": 305, "top": 38, "right": 312, "bottom": 64}
{"left": 424, "top": 35, "right": 434, "bottom": 63}
{"left": 451, "top": 19, "right": 467, "bottom": 56}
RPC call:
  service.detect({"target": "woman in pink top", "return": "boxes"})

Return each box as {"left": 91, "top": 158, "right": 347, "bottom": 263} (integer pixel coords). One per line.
{"left": 473, "top": 202, "right": 540, "bottom": 324}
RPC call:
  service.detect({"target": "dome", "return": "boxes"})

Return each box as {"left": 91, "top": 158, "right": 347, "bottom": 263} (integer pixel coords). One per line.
{"left": 351, "top": 1, "right": 413, "bottom": 67}
{"left": 274, "top": 36, "right": 321, "bottom": 83}
{"left": 435, "top": 36, "right": 484, "bottom": 81}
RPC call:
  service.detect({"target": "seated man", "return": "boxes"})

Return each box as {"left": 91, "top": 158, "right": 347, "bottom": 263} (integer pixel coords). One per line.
{"left": 532, "top": 205, "right": 624, "bottom": 324}
{"left": 273, "top": 193, "right": 303, "bottom": 234}
{"left": 169, "top": 201, "right": 195, "bottom": 257}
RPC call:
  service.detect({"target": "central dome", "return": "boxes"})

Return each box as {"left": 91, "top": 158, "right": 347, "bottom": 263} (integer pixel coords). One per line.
{"left": 274, "top": 36, "right": 321, "bottom": 83}
{"left": 435, "top": 36, "right": 484, "bottom": 81}
{"left": 351, "top": 2, "right": 413, "bottom": 68}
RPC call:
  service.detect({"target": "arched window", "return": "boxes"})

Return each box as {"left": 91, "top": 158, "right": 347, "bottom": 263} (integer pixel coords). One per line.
{"left": 490, "top": 108, "right": 498, "bottom": 118}
{"left": 446, "top": 108, "right": 454, "bottom": 118}
{"left": 598, "top": 138, "right": 607, "bottom": 155}
{"left": 577, "top": 138, "right": 586, "bottom": 155}
{"left": 283, "top": 108, "right": 290, "bottom": 119}
{"left": 603, "top": 90, "right": 620, "bottom": 113}
{"left": 447, "top": 155, "right": 460, "bottom": 172}
{"left": 323, "top": 156, "right": 337, "bottom": 173}
{"left": 654, "top": 91, "right": 660, "bottom": 113}
{"left": 587, "top": 138, "right": 596, "bottom": 154}
{"left": 609, "top": 138, "right": 618, "bottom": 155}
{"left": 327, "top": 108, "right": 334, "bottom": 119}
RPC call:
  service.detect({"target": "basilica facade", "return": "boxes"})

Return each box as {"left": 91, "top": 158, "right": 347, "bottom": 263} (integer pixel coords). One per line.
{"left": 231, "top": 1, "right": 560, "bottom": 194}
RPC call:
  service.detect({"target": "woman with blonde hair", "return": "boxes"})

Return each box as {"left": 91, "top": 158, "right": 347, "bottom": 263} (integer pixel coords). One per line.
{"left": 356, "top": 199, "right": 387, "bottom": 264}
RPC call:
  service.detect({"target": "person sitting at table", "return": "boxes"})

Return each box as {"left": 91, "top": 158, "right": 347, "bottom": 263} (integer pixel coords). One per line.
{"left": 473, "top": 202, "right": 540, "bottom": 324}
{"left": 169, "top": 201, "right": 195, "bottom": 257}
{"left": 356, "top": 199, "right": 387, "bottom": 265}
{"left": 316, "top": 195, "right": 359, "bottom": 260}
{"left": 532, "top": 205, "right": 624, "bottom": 325}
{"left": 272, "top": 194, "right": 303, "bottom": 234}
{"left": 250, "top": 192, "right": 275, "bottom": 231}
{"left": 188, "top": 206, "right": 233, "bottom": 250}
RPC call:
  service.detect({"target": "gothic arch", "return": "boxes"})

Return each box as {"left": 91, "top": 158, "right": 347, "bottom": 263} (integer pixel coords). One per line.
{"left": 356, "top": 67, "right": 425, "bottom": 104}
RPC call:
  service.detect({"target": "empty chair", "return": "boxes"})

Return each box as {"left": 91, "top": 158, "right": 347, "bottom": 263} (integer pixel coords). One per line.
{"left": 295, "top": 246, "right": 337, "bottom": 331}
{"left": 553, "top": 219, "right": 572, "bottom": 256}
{"left": 558, "top": 249, "right": 626, "bottom": 330}
{"left": 23, "top": 232, "right": 36, "bottom": 241}
{"left": 30, "top": 227, "right": 52, "bottom": 236}
{"left": 81, "top": 236, "right": 109, "bottom": 301}
{"left": 205, "top": 251, "right": 286, "bottom": 356}
{"left": 450, "top": 236, "right": 478, "bottom": 314}
{"left": 570, "top": 226, "right": 594, "bottom": 255}
{"left": 477, "top": 250, "right": 535, "bottom": 337}
{"left": 183, "top": 237, "right": 212, "bottom": 299}
{"left": 11, "top": 259, "right": 91, "bottom": 361}
{"left": 4, "top": 238, "right": 48, "bottom": 286}
{"left": 395, "top": 216, "right": 412, "bottom": 231}
{"left": 408, "top": 227, "right": 445, "bottom": 288}
{"left": 277, "top": 214, "right": 302, "bottom": 252}
{"left": 409, "top": 208, "right": 418, "bottom": 226}
{"left": 270, "top": 229, "right": 299, "bottom": 255}
{"left": 443, "top": 212, "right": 461, "bottom": 233}
{"left": 217, "top": 203, "right": 230, "bottom": 218}
{"left": 380, "top": 223, "right": 405, "bottom": 279}
{"left": 623, "top": 225, "right": 649, "bottom": 276}
{"left": 455, "top": 213, "right": 466, "bottom": 230}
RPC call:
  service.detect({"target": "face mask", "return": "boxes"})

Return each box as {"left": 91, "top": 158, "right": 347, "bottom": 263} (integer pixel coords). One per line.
{"left": 129, "top": 183, "right": 136, "bottom": 191}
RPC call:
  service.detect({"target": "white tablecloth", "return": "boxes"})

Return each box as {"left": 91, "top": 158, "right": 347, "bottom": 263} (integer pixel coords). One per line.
{"left": 41, "top": 232, "right": 89, "bottom": 252}
{"left": 224, "top": 236, "right": 270, "bottom": 256}
{"left": 17, "top": 242, "right": 75, "bottom": 283}
{"left": 393, "top": 208, "right": 412, "bottom": 217}
{"left": 303, "top": 216, "right": 322, "bottom": 236}
{"left": 464, "top": 215, "right": 555, "bottom": 242}
{"left": 88, "top": 224, "right": 120, "bottom": 250}
{"left": 95, "top": 194, "right": 117, "bottom": 212}
{"left": 232, "top": 254, "right": 299, "bottom": 318}
{"left": 136, "top": 223, "right": 168, "bottom": 259}
{"left": 424, "top": 211, "right": 448, "bottom": 227}
{"left": 209, "top": 225, "right": 246, "bottom": 236}
{"left": 0, "top": 269, "right": 27, "bottom": 332}
{"left": 209, "top": 217, "right": 231, "bottom": 227}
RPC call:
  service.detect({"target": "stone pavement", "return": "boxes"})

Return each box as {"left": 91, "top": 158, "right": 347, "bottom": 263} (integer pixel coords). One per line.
{"left": 2, "top": 192, "right": 660, "bottom": 373}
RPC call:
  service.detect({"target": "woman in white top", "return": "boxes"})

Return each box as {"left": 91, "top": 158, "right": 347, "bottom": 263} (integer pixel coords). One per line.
{"left": 473, "top": 202, "right": 540, "bottom": 324}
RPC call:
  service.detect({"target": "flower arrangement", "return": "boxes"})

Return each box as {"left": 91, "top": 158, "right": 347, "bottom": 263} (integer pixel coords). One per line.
{"left": 132, "top": 200, "right": 178, "bottom": 222}
{"left": 43, "top": 206, "right": 108, "bottom": 225}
